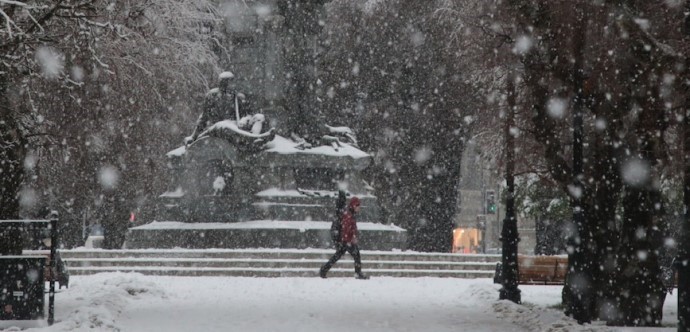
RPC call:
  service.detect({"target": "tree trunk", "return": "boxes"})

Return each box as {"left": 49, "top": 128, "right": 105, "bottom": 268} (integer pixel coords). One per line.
{"left": 562, "top": 6, "right": 597, "bottom": 323}
{"left": 0, "top": 78, "right": 26, "bottom": 254}
{"left": 587, "top": 144, "right": 622, "bottom": 322}
{"left": 580, "top": 98, "right": 624, "bottom": 322}
{"left": 101, "top": 191, "right": 130, "bottom": 250}
{"left": 280, "top": 1, "right": 324, "bottom": 140}
{"left": 409, "top": 170, "right": 459, "bottom": 252}
{"left": 0, "top": 118, "right": 24, "bottom": 220}
{"left": 677, "top": 4, "right": 690, "bottom": 330}
{"left": 608, "top": 187, "right": 666, "bottom": 326}
{"left": 680, "top": 83, "right": 690, "bottom": 331}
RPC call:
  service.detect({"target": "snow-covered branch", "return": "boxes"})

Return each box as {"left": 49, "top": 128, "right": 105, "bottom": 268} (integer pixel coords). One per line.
{"left": 615, "top": 5, "right": 684, "bottom": 60}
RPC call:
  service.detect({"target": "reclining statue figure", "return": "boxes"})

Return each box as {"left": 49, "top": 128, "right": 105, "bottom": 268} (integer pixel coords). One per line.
{"left": 185, "top": 71, "right": 274, "bottom": 152}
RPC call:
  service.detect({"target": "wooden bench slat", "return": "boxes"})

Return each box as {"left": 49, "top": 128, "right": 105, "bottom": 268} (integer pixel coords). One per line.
{"left": 517, "top": 255, "right": 568, "bottom": 285}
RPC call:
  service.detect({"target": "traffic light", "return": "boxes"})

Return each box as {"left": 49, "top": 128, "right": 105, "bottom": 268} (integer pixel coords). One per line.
{"left": 486, "top": 190, "right": 496, "bottom": 214}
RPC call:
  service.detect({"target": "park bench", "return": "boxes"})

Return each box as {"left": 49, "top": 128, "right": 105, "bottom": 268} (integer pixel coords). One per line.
{"left": 517, "top": 255, "right": 568, "bottom": 285}
{"left": 22, "top": 249, "right": 70, "bottom": 289}
{"left": 493, "top": 254, "right": 568, "bottom": 285}
{"left": 495, "top": 255, "right": 679, "bottom": 288}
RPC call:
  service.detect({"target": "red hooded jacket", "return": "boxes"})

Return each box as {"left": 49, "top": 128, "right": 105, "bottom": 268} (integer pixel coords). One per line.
{"left": 340, "top": 197, "right": 360, "bottom": 244}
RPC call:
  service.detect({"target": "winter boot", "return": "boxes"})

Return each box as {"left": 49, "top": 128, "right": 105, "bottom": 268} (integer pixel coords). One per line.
{"left": 319, "top": 266, "right": 328, "bottom": 279}
{"left": 355, "top": 273, "right": 369, "bottom": 280}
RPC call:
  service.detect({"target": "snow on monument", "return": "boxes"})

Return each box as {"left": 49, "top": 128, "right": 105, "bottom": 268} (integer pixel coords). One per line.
{"left": 125, "top": 114, "right": 406, "bottom": 250}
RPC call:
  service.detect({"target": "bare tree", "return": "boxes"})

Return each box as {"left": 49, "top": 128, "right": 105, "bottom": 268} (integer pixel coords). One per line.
{"left": 0, "top": 1, "right": 104, "bottom": 254}
{"left": 2, "top": 0, "right": 223, "bottom": 247}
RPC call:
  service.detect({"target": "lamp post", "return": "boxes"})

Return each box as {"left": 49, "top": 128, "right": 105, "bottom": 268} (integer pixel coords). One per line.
{"left": 499, "top": 73, "right": 521, "bottom": 303}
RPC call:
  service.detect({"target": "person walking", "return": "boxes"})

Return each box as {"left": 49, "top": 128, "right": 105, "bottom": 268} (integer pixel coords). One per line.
{"left": 320, "top": 196, "right": 369, "bottom": 279}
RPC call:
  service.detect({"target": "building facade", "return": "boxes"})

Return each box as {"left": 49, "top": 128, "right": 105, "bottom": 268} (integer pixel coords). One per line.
{"left": 454, "top": 140, "right": 536, "bottom": 254}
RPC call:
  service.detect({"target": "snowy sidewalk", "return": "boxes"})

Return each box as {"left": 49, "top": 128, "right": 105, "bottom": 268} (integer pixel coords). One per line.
{"left": 1, "top": 274, "right": 678, "bottom": 332}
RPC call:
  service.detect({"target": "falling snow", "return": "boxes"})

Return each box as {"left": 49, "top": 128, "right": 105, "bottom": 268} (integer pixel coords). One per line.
{"left": 1, "top": 1, "right": 688, "bottom": 330}
{"left": 35, "top": 47, "right": 64, "bottom": 79}
{"left": 513, "top": 35, "right": 534, "bottom": 54}
{"left": 621, "top": 158, "right": 651, "bottom": 187}
{"left": 546, "top": 98, "right": 567, "bottom": 119}
{"left": 98, "top": 166, "right": 120, "bottom": 190}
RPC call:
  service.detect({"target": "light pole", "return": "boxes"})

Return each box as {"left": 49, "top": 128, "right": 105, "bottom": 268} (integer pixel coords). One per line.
{"left": 499, "top": 73, "right": 521, "bottom": 303}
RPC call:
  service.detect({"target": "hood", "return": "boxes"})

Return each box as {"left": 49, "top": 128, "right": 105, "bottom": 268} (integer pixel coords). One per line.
{"left": 348, "top": 196, "right": 361, "bottom": 210}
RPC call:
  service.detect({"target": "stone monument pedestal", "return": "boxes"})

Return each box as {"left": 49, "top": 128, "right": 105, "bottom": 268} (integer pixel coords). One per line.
{"left": 125, "top": 132, "right": 407, "bottom": 250}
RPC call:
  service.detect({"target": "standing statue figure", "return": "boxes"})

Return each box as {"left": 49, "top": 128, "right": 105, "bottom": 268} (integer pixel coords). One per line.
{"left": 185, "top": 71, "right": 254, "bottom": 145}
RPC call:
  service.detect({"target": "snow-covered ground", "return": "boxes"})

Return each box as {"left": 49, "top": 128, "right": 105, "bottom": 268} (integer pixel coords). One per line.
{"left": 0, "top": 274, "right": 679, "bottom": 332}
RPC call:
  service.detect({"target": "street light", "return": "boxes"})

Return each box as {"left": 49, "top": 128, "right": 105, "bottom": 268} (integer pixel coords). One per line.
{"left": 499, "top": 73, "right": 521, "bottom": 303}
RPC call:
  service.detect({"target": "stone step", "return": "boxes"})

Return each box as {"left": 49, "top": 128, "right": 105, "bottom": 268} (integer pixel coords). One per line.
{"left": 63, "top": 258, "right": 497, "bottom": 271}
{"left": 65, "top": 266, "right": 495, "bottom": 278}
{"left": 60, "top": 250, "right": 502, "bottom": 263}
{"left": 58, "top": 249, "right": 500, "bottom": 278}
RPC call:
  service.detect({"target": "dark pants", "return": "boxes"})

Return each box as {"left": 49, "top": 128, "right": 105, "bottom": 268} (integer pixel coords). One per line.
{"left": 321, "top": 243, "right": 362, "bottom": 275}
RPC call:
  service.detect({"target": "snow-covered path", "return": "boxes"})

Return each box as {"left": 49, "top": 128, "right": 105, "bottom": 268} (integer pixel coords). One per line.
{"left": 1, "top": 274, "right": 678, "bottom": 332}
{"left": 119, "top": 277, "right": 517, "bottom": 332}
